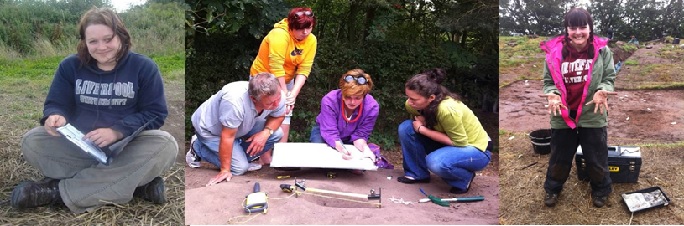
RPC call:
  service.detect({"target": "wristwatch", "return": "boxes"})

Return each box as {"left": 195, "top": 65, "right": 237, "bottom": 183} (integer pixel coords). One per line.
{"left": 264, "top": 127, "right": 274, "bottom": 135}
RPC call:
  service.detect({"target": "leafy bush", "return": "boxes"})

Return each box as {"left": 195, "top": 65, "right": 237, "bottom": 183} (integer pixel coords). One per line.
{"left": 0, "top": 1, "right": 184, "bottom": 58}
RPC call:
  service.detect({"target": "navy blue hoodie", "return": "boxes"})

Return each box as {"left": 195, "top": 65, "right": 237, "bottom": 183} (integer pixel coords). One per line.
{"left": 41, "top": 51, "right": 168, "bottom": 138}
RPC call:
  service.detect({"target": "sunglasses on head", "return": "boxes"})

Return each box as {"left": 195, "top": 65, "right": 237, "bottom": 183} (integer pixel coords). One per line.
{"left": 294, "top": 11, "right": 314, "bottom": 18}
{"left": 344, "top": 74, "right": 368, "bottom": 85}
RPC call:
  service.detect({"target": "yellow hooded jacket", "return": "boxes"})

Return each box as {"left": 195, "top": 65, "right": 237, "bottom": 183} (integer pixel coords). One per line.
{"left": 250, "top": 18, "right": 318, "bottom": 83}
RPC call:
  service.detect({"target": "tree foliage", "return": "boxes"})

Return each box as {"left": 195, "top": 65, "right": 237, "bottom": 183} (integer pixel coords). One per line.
{"left": 0, "top": 0, "right": 184, "bottom": 57}
{"left": 499, "top": 0, "right": 684, "bottom": 41}
{"left": 186, "top": 0, "right": 499, "bottom": 149}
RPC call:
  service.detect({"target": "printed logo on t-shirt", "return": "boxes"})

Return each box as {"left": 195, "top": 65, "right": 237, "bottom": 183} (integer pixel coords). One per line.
{"left": 75, "top": 79, "right": 135, "bottom": 106}
{"left": 291, "top": 47, "right": 303, "bottom": 56}
{"left": 561, "top": 59, "right": 592, "bottom": 84}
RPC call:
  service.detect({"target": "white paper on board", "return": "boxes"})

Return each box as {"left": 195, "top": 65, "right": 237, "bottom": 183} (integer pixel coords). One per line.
{"left": 270, "top": 143, "right": 378, "bottom": 171}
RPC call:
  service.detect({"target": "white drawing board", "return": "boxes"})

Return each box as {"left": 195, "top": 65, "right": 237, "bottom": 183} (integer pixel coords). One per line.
{"left": 270, "top": 143, "right": 378, "bottom": 171}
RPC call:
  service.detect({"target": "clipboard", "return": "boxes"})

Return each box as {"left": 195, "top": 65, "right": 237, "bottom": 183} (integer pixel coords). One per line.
{"left": 57, "top": 124, "right": 109, "bottom": 165}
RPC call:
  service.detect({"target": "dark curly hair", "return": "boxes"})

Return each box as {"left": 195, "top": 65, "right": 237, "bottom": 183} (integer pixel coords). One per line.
{"left": 405, "top": 68, "right": 460, "bottom": 129}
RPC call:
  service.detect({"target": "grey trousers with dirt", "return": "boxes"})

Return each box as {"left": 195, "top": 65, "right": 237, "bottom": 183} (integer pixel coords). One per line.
{"left": 21, "top": 126, "right": 178, "bottom": 213}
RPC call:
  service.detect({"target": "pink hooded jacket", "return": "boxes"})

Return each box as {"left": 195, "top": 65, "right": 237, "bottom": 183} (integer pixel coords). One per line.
{"left": 540, "top": 35, "right": 616, "bottom": 129}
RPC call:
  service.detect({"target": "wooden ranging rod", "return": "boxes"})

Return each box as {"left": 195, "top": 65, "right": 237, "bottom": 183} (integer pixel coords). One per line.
{"left": 280, "top": 178, "right": 382, "bottom": 207}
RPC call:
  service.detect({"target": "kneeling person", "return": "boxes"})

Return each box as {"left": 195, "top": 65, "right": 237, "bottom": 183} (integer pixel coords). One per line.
{"left": 188, "top": 73, "right": 286, "bottom": 186}
{"left": 310, "top": 69, "right": 379, "bottom": 160}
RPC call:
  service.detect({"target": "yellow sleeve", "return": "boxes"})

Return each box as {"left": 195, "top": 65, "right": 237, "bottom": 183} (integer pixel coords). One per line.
{"left": 404, "top": 100, "right": 420, "bottom": 117}
{"left": 295, "top": 35, "right": 317, "bottom": 77}
{"left": 438, "top": 105, "right": 468, "bottom": 146}
{"left": 267, "top": 29, "right": 290, "bottom": 78}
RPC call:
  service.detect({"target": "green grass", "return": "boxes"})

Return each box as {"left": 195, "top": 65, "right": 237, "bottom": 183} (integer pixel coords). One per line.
{"left": 499, "top": 36, "right": 543, "bottom": 57}
{"left": 0, "top": 56, "right": 64, "bottom": 78}
{"left": 636, "top": 82, "right": 684, "bottom": 90}
{"left": 0, "top": 53, "right": 184, "bottom": 82}
{"left": 619, "top": 43, "right": 638, "bottom": 52}
{"left": 151, "top": 53, "right": 185, "bottom": 81}
{"left": 625, "top": 59, "right": 639, "bottom": 65}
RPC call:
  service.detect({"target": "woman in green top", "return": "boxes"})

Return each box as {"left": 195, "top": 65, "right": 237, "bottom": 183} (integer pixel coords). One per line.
{"left": 396, "top": 69, "right": 491, "bottom": 194}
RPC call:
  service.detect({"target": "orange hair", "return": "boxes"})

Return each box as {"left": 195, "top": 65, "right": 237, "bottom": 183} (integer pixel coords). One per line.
{"left": 338, "top": 69, "right": 373, "bottom": 97}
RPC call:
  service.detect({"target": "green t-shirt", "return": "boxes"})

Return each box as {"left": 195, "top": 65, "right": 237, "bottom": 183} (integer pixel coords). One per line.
{"left": 405, "top": 97, "right": 489, "bottom": 151}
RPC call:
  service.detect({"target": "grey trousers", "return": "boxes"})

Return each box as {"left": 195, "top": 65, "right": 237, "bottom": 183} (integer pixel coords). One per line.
{"left": 21, "top": 126, "right": 178, "bottom": 213}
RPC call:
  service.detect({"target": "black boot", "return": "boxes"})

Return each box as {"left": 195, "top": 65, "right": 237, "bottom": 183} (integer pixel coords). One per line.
{"left": 11, "top": 178, "right": 62, "bottom": 209}
{"left": 544, "top": 193, "right": 559, "bottom": 207}
{"left": 592, "top": 195, "right": 608, "bottom": 208}
{"left": 134, "top": 177, "right": 166, "bottom": 204}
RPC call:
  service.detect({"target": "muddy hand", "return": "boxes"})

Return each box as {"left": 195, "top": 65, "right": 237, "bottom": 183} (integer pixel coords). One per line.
{"left": 44, "top": 114, "right": 66, "bottom": 136}
{"left": 206, "top": 171, "right": 232, "bottom": 187}
{"left": 539, "top": 93, "right": 567, "bottom": 116}
{"left": 586, "top": 90, "right": 618, "bottom": 114}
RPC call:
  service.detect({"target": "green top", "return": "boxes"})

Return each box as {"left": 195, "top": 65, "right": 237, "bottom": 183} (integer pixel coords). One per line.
{"left": 405, "top": 97, "right": 489, "bottom": 151}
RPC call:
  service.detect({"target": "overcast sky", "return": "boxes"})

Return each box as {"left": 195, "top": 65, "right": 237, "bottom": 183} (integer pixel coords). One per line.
{"left": 112, "top": 0, "right": 146, "bottom": 12}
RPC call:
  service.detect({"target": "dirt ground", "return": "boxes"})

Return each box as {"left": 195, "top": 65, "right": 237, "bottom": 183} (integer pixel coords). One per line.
{"left": 499, "top": 79, "right": 684, "bottom": 144}
{"left": 183, "top": 106, "right": 500, "bottom": 225}
{"left": 184, "top": 164, "right": 498, "bottom": 225}
{"left": 499, "top": 41, "right": 684, "bottom": 224}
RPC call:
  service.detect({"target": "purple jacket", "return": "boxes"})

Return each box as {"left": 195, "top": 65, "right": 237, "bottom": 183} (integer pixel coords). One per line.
{"left": 315, "top": 90, "right": 380, "bottom": 147}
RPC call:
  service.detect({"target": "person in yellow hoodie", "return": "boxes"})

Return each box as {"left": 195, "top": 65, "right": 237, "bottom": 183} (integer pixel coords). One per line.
{"left": 249, "top": 7, "right": 317, "bottom": 168}
{"left": 397, "top": 69, "right": 492, "bottom": 194}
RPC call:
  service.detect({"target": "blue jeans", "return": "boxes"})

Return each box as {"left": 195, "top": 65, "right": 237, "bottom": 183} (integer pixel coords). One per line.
{"left": 310, "top": 125, "right": 351, "bottom": 144}
{"left": 309, "top": 125, "right": 324, "bottom": 143}
{"left": 193, "top": 120, "right": 283, "bottom": 175}
{"left": 398, "top": 120, "right": 491, "bottom": 190}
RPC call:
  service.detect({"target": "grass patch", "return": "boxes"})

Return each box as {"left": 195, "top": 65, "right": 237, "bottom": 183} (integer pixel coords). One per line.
{"left": 0, "top": 53, "right": 184, "bottom": 225}
{"left": 499, "top": 132, "right": 684, "bottom": 224}
{"left": 658, "top": 46, "right": 684, "bottom": 61}
{"left": 619, "top": 43, "right": 638, "bottom": 52}
{"left": 636, "top": 82, "right": 684, "bottom": 90}
{"left": 151, "top": 53, "right": 185, "bottom": 81}
{"left": 499, "top": 36, "right": 544, "bottom": 59}
{"left": 624, "top": 59, "right": 639, "bottom": 65}
{"left": 0, "top": 54, "right": 184, "bottom": 82}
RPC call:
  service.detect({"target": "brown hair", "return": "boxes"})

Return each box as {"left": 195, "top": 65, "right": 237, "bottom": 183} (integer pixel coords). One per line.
{"left": 287, "top": 7, "right": 316, "bottom": 30}
{"left": 405, "top": 68, "right": 460, "bottom": 128}
{"left": 76, "top": 7, "right": 132, "bottom": 65}
{"left": 562, "top": 7, "right": 594, "bottom": 59}
{"left": 338, "top": 69, "right": 373, "bottom": 97}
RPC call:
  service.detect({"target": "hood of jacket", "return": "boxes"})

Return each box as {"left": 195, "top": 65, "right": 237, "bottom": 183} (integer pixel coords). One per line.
{"left": 273, "top": 18, "right": 289, "bottom": 33}
{"left": 83, "top": 50, "right": 131, "bottom": 75}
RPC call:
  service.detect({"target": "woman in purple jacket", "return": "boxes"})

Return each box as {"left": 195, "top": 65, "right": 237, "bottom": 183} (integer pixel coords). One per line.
{"left": 310, "top": 69, "right": 379, "bottom": 160}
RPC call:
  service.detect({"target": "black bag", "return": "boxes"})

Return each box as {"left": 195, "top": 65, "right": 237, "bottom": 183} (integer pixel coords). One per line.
{"left": 621, "top": 186, "right": 671, "bottom": 213}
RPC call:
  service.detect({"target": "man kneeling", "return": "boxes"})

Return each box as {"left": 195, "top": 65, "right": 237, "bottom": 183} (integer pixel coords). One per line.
{"left": 187, "top": 73, "right": 286, "bottom": 186}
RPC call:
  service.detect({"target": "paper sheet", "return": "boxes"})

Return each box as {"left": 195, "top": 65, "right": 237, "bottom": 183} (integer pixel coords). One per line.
{"left": 270, "top": 143, "right": 378, "bottom": 171}
{"left": 56, "top": 124, "right": 109, "bottom": 165}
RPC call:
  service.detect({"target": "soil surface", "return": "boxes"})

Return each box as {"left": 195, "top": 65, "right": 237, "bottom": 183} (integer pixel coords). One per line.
{"left": 615, "top": 43, "right": 684, "bottom": 90}
{"left": 183, "top": 109, "right": 500, "bottom": 224}
{"left": 499, "top": 79, "right": 684, "bottom": 144}
{"left": 184, "top": 159, "right": 499, "bottom": 225}
{"left": 161, "top": 78, "right": 186, "bottom": 163}
{"left": 499, "top": 39, "right": 684, "bottom": 224}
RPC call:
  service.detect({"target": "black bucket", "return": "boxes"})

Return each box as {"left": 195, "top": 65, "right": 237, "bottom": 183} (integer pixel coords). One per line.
{"left": 529, "top": 129, "right": 552, "bottom": 155}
